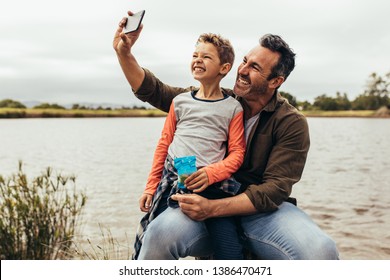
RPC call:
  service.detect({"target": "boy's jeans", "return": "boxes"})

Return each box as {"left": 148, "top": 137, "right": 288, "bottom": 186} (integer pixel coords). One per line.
{"left": 137, "top": 202, "right": 339, "bottom": 260}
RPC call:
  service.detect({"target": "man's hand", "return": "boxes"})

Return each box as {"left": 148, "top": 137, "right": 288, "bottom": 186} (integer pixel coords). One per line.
{"left": 184, "top": 168, "right": 209, "bottom": 193}
{"left": 171, "top": 193, "right": 258, "bottom": 221}
{"left": 170, "top": 193, "right": 212, "bottom": 221}
{"left": 113, "top": 11, "right": 143, "bottom": 57}
{"left": 139, "top": 193, "right": 153, "bottom": 212}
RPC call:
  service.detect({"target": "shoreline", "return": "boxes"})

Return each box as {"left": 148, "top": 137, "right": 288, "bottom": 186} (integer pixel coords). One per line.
{"left": 1, "top": 108, "right": 389, "bottom": 118}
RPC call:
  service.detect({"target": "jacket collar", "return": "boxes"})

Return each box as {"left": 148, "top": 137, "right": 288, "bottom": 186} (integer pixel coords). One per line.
{"left": 262, "top": 91, "right": 285, "bottom": 113}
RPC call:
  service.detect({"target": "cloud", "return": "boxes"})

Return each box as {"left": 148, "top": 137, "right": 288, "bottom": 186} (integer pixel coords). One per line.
{"left": 0, "top": 0, "right": 389, "bottom": 106}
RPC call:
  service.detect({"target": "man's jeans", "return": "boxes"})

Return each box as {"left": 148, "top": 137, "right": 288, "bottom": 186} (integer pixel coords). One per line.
{"left": 137, "top": 202, "right": 339, "bottom": 260}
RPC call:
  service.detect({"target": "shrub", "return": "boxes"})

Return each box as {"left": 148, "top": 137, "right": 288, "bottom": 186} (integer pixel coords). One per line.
{"left": 0, "top": 99, "right": 26, "bottom": 109}
{"left": 0, "top": 162, "right": 86, "bottom": 259}
{"left": 33, "top": 103, "right": 66, "bottom": 110}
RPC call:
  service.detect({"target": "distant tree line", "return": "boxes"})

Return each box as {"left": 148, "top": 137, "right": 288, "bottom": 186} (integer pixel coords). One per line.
{"left": 0, "top": 100, "right": 147, "bottom": 111}
{"left": 280, "top": 71, "right": 389, "bottom": 111}
{"left": 0, "top": 100, "right": 67, "bottom": 110}
{"left": 71, "top": 104, "right": 147, "bottom": 110}
{"left": 1, "top": 72, "right": 389, "bottom": 111}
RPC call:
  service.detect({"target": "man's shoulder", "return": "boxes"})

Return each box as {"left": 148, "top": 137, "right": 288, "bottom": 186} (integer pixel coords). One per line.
{"left": 271, "top": 96, "right": 309, "bottom": 141}
{"left": 221, "top": 87, "right": 234, "bottom": 97}
{"left": 276, "top": 95, "right": 306, "bottom": 120}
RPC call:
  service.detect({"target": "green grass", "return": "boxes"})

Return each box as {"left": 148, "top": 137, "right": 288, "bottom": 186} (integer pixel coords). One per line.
{"left": 71, "top": 224, "right": 132, "bottom": 260}
{"left": 0, "top": 162, "right": 134, "bottom": 260}
{"left": 0, "top": 162, "right": 86, "bottom": 260}
{"left": 302, "top": 110, "right": 376, "bottom": 118}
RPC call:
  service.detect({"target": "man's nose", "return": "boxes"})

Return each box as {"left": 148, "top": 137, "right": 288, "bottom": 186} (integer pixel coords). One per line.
{"left": 238, "top": 63, "right": 249, "bottom": 75}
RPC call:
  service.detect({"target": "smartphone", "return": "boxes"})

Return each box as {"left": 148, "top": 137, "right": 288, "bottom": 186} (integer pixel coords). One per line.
{"left": 123, "top": 10, "right": 145, "bottom": 33}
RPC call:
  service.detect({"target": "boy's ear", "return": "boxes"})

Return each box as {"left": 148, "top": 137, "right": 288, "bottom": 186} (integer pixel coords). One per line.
{"left": 220, "top": 63, "right": 232, "bottom": 75}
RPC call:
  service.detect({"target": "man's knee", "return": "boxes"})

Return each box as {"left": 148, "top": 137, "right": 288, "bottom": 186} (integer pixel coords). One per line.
{"left": 144, "top": 208, "right": 191, "bottom": 242}
{"left": 140, "top": 208, "right": 212, "bottom": 259}
{"left": 288, "top": 232, "right": 339, "bottom": 260}
{"left": 312, "top": 234, "right": 339, "bottom": 260}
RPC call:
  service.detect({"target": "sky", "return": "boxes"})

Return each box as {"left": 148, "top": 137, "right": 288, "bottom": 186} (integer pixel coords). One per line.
{"left": 1, "top": 0, "right": 389, "bottom": 107}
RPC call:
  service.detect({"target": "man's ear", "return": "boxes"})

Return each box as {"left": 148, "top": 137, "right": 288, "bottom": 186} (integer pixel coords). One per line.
{"left": 269, "top": 76, "right": 285, "bottom": 89}
{"left": 220, "top": 63, "right": 232, "bottom": 75}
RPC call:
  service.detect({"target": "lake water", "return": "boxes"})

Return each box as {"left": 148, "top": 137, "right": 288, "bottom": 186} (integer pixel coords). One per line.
{"left": 1, "top": 117, "right": 389, "bottom": 260}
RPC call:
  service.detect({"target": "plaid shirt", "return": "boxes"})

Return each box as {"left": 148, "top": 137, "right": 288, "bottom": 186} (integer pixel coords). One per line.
{"left": 132, "top": 155, "right": 241, "bottom": 259}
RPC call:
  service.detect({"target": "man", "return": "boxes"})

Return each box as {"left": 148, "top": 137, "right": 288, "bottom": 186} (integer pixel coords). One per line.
{"left": 113, "top": 11, "right": 339, "bottom": 260}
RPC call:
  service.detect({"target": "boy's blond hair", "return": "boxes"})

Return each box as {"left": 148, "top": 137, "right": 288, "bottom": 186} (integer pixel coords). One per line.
{"left": 196, "top": 33, "right": 235, "bottom": 67}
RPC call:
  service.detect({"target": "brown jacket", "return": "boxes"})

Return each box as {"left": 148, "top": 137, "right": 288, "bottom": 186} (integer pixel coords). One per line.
{"left": 135, "top": 68, "right": 310, "bottom": 212}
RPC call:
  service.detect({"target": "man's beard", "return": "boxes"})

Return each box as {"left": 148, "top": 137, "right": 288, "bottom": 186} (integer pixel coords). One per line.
{"left": 234, "top": 76, "right": 269, "bottom": 98}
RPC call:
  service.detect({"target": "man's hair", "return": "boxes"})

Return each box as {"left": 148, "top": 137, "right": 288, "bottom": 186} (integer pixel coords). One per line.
{"left": 197, "top": 33, "right": 235, "bottom": 66}
{"left": 260, "top": 34, "right": 296, "bottom": 81}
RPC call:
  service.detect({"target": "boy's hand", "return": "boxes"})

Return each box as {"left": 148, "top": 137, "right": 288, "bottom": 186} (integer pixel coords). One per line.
{"left": 139, "top": 193, "right": 153, "bottom": 212}
{"left": 185, "top": 169, "right": 209, "bottom": 193}
{"left": 113, "top": 11, "right": 143, "bottom": 57}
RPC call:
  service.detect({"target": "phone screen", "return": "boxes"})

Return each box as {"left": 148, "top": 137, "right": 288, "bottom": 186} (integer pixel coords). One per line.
{"left": 124, "top": 10, "right": 145, "bottom": 33}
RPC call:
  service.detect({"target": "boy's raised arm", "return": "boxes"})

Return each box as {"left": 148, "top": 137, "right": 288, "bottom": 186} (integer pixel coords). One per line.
{"left": 113, "top": 11, "right": 194, "bottom": 113}
{"left": 113, "top": 11, "right": 145, "bottom": 92}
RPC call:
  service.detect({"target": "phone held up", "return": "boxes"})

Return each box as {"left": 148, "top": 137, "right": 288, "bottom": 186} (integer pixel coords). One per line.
{"left": 123, "top": 10, "right": 145, "bottom": 33}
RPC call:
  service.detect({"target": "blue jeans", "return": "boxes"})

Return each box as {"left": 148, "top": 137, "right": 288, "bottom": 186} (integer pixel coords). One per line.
{"left": 205, "top": 217, "right": 244, "bottom": 259}
{"left": 137, "top": 202, "right": 339, "bottom": 260}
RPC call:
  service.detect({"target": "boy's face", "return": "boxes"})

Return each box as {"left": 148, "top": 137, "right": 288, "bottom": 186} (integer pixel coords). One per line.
{"left": 191, "top": 42, "right": 227, "bottom": 83}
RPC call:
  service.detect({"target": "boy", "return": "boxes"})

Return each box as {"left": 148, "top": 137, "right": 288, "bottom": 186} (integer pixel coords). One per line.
{"left": 136, "top": 33, "right": 246, "bottom": 259}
